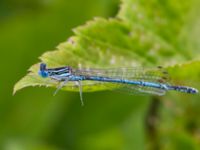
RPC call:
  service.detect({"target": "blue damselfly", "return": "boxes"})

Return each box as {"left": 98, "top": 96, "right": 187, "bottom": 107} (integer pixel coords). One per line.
{"left": 38, "top": 63, "right": 198, "bottom": 105}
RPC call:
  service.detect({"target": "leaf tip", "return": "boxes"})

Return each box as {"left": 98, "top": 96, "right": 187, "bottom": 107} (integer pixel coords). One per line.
{"left": 13, "top": 80, "right": 22, "bottom": 95}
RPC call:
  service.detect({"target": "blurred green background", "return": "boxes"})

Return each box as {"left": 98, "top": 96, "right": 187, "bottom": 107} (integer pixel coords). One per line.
{"left": 1, "top": 0, "right": 200, "bottom": 150}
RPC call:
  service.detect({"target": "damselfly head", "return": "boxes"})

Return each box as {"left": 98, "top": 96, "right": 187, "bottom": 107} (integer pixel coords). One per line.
{"left": 38, "top": 63, "right": 49, "bottom": 78}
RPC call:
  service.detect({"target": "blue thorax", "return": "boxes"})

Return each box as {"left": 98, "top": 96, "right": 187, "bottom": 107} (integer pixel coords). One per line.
{"left": 38, "top": 63, "right": 72, "bottom": 79}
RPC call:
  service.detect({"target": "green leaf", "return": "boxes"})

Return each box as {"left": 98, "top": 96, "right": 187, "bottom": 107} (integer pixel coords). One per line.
{"left": 14, "top": 0, "right": 200, "bottom": 94}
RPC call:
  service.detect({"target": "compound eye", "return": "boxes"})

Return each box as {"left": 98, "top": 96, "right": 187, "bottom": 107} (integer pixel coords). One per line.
{"left": 38, "top": 70, "right": 49, "bottom": 78}
{"left": 40, "top": 63, "right": 46, "bottom": 71}
{"left": 43, "top": 71, "right": 49, "bottom": 78}
{"left": 39, "top": 63, "right": 49, "bottom": 78}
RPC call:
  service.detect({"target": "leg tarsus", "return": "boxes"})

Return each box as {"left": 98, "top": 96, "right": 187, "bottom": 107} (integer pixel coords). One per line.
{"left": 78, "top": 80, "right": 84, "bottom": 106}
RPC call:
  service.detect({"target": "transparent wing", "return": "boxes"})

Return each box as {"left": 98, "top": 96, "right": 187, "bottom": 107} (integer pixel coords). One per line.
{"left": 64, "top": 66, "right": 169, "bottom": 95}
{"left": 73, "top": 66, "right": 169, "bottom": 83}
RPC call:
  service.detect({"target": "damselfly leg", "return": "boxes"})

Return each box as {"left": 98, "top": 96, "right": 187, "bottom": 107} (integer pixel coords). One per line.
{"left": 54, "top": 78, "right": 69, "bottom": 96}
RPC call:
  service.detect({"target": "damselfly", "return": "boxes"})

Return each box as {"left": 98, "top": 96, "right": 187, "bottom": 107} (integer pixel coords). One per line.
{"left": 38, "top": 63, "right": 198, "bottom": 105}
